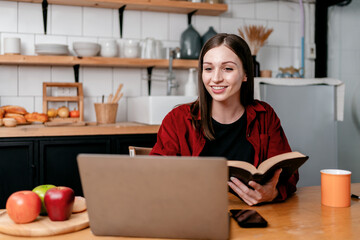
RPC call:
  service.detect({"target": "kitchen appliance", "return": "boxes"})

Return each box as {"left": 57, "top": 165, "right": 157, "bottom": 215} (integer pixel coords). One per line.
{"left": 259, "top": 80, "right": 342, "bottom": 187}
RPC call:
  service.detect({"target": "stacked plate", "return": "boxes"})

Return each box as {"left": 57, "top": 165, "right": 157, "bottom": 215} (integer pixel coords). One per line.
{"left": 35, "top": 44, "right": 69, "bottom": 56}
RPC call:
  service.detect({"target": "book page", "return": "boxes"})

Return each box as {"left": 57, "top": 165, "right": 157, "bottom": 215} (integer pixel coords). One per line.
{"left": 257, "top": 151, "right": 306, "bottom": 173}
{"left": 227, "top": 161, "right": 258, "bottom": 175}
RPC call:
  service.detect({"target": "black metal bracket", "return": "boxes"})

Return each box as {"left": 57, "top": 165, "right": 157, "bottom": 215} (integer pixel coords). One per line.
{"left": 187, "top": 10, "right": 197, "bottom": 25}
{"left": 42, "top": 0, "right": 48, "bottom": 34}
{"left": 119, "top": 5, "right": 126, "bottom": 38}
{"left": 73, "top": 64, "right": 80, "bottom": 83}
{"left": 147, "top": 67, "right": 154, "bottom": 96}
{"left": 315, "top": 0, "right": 352, "bottom": 77}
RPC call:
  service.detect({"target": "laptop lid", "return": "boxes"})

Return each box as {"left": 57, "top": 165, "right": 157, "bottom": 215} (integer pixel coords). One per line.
{"left": 77, "top": 154, "right": 229, "bottom": 240}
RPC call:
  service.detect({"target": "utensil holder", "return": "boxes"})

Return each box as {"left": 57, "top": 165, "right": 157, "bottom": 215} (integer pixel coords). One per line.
{"left": 94, "top": 103, "right": 118, "bottom": 124}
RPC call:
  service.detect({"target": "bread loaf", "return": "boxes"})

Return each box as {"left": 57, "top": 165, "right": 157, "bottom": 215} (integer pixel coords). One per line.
{"left": 72, "top": 196, "right": 87, "bottom": 213}
{"left": 0, "top": 108, "right": 4, "bottom": 119}
{"left": 4, "top": 113, "right": 27, "bottom": 124}
{"left": 25, "top": 112, "right": 48, "bottom": 123}
{"left": 2, "top": 105, "right": 27, "bottom": 115}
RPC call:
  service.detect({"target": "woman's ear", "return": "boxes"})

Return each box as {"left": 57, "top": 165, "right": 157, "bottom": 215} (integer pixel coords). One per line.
{"left": 243, "top": 75, "right": 247, "bottom": 82}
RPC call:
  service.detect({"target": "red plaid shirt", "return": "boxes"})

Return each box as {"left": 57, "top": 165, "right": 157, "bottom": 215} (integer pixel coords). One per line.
{"left": 150, "top": 100, "right": 298, "bottom": 201}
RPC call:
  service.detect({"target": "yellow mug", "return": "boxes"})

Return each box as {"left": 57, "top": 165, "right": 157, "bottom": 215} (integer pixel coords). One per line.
{"left": 320, "top": 169, "right": 351, "bottom": 207}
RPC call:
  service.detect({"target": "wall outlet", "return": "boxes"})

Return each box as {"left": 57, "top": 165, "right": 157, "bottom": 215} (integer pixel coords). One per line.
{"left": 307, "top": 43, "right": 316, "bottom": 60}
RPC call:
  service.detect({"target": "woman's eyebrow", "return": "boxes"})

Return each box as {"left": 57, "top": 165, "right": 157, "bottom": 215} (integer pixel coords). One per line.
{"left": 203, "top": 61, "right": 237, "bottom": 65}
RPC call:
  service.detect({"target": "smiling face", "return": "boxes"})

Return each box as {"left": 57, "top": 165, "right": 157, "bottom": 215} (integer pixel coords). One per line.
{"left": 202, "top": 45, "right": 247, "bottom": 105}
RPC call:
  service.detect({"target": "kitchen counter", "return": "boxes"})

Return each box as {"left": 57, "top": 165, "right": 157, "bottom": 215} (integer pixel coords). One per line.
{"left": 0, "top": 122, "right": 160, "bottom": 138}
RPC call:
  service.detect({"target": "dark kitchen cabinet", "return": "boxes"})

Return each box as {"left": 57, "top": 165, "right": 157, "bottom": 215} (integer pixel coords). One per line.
{"left": 39, "top": 136, "right": 112, "bottom": 197}
{"left": 0, "top": 140, "right": 35, "bottom": 208}
{"left": 0, "top": 134, "right": 156, "bottom": 208}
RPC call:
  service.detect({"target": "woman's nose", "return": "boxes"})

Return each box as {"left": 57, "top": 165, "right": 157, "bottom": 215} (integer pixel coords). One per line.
{"left": 212, "top": 69, "right": 223, "bottom": 83}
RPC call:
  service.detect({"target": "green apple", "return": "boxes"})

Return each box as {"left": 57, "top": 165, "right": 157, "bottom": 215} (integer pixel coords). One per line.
{"left": 32, "top": 184, "right": 56, "bottom": 215}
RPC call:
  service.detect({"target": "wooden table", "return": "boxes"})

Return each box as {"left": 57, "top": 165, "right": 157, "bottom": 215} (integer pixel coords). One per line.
{"left": 1, "top": 184, "right": 359, "bottom": 240}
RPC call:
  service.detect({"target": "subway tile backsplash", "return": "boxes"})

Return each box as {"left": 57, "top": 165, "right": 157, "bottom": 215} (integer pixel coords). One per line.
{"left": 0, "top": 0, "right": 314, "bottom": 122}
{"left": 0, "top": 1, "right": 17, "bottom": 33}
{"left": 51, "top": 5, "right": 82, "bottom": 36}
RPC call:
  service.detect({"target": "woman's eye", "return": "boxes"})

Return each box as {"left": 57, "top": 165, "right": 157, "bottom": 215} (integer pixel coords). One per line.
{"left": 224, "top": 67, "right": 233, "bottom": 71}
{"left": 204, "top": 67, "right": 212, "bottom": 71}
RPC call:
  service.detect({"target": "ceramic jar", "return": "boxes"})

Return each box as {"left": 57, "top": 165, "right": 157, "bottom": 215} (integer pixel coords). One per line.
{"left": 124, "top": 40, "right": 140, "bottom": 58}
{"left": 4, "top": 37, "right": 21, "bottom": 55}
{"left": 201, "top": 26, "right": 217, "bottom": 46}
{"left": 100, "top": 39, "right": 118, "bottom": 57}
{"left": 180, "top": 24, "right": 201, "bottom": 59}
{"left": 140, "top": 38, "right": 163, "bottom": 59}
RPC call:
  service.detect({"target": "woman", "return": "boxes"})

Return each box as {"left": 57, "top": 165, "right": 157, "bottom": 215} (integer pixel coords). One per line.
{"left": 150, "top": 33, "right": 298, "bottom": 205}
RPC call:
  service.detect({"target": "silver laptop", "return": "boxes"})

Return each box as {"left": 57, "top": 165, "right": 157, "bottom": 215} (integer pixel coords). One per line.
{"left": 77, "top": 154, "right": 229, "bottom": 240}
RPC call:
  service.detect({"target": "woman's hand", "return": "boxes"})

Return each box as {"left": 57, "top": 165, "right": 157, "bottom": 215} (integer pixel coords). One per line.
{"left": 228, "top": 169, "right": 282, "bottom": 206}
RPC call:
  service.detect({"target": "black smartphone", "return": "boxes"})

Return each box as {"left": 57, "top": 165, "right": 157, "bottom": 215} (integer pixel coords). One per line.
{"left": 230, "top": 209, "right": 268, "bottom": 228}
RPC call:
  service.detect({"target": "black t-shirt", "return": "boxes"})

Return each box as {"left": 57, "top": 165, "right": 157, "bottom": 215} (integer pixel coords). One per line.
{"left": 200, "top": 112, "right": 255, "bottom": 163}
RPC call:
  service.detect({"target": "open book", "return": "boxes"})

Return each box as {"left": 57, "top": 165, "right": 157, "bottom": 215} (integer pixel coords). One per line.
{"left": 228, "top": 151, "right": 308, "bottom": 185}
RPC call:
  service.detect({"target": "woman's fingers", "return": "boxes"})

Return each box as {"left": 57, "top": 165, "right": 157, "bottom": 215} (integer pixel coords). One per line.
{"left": 228, "top": 177, "right": 258, "bottom": 205}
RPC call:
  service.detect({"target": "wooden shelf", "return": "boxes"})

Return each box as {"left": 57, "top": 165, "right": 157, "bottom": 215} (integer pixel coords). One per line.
{"left": 9, "top": 0, "right": 227, "bottom": 16}
{"left": 0, "top": 55, "right": 198, "bottom": 69}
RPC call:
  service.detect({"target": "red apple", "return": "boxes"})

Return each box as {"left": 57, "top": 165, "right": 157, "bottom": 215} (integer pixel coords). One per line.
{"left": 44, "top": 186, "right": 75, "bottom": 221}
{"left": 6, "top": 191, "right": 41, "bottom": 224}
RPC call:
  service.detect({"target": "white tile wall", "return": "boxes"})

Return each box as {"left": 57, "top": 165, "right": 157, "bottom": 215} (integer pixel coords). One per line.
{"left": 116, "top": 10, "right": 142, "bottom": 39}
{"left": 141, "top": 12, "right": 168, "bottom": 40}
{"left": 83, "top": 7, "right": 113, "bottom": 37}
{"left": 268, "top": 21, "right": 290, "bottom": 47}
{"left": 169, "top": 14, "right": 187, "bottom": 41}
{"left": 51, "top": 67, "right": 75, "bottom": 82}
{"left": 51, "top": 5, "right": 82, "bottom": 36}
{"left": 0, "top": 66, "right": 18, "bottom": 96}
{"left": 82, "top": 67, "right": 112, "bottom": 96}
{"left": 18, "top": 66, "right": 51, "bottom": 96}
{"left": 0, "top": 0, "right": 315, "bottom": 121}
{"left": 230, "top": 0, "right": 255, "bottom": 19}
{"left": 194, "top": 16, "right": 220, "bottom": 36}
{"left": 256, "top": 1, "right": 278, "bottom": 21}
{"left": 0, "top": 1, "right": 17, "bottom": 33}
{"left": 1, "top": 96, "right": 34, "bottom": 112}
{"left": 278, "top": 1, "right": 300, "bottom": 22}
{"left": 18, "top": 3, "right": 43, "bottom": 34}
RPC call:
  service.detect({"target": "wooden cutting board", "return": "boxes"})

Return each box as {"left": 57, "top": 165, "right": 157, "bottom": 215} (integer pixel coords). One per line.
{"left": 0, "top": 210, "right": 89, "bottom": 237}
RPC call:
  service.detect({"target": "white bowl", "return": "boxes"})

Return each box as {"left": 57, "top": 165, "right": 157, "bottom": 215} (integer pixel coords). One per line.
{"left": 73, "top": 42, "right": 100, "bottom": 57}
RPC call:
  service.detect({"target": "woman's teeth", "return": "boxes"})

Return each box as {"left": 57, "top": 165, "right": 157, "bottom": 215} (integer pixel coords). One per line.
{"left": 212, "top": 86, "right": 225, "bottom": 90}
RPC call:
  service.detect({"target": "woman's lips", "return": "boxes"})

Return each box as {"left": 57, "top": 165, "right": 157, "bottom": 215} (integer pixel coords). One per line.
{"left": 211, "top": 86, "right": 227, "bottom": 94}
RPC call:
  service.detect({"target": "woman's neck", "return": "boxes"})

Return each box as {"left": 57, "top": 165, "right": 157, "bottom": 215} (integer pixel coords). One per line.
{"left": 211, "top": 100, "right": 245, "bottom": 124}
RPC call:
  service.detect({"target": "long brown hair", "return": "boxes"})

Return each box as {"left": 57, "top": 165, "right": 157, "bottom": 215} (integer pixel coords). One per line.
{"left": 190, "top": 33, "right": 254, "bottom": 140}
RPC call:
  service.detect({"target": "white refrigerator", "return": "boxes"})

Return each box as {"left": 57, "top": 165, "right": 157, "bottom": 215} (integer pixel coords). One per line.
{"left": 259, "top": 79, "right": 343, "bottom": 187}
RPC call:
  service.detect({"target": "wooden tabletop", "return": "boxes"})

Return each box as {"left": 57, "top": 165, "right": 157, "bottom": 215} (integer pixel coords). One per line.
{"left": 0, "top": 184, "right": 359, "bottom": 239}
{"left": 0, "top": 122, "right": 159, "bottom": 137}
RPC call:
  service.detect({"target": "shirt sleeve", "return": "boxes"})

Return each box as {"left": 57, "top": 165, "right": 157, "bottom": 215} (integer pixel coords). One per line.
{"left": 150, "top": 110, "right": 180, "bottom": 156}
{"left": 265, "top": 103, "right": 298, "bottom": 201}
